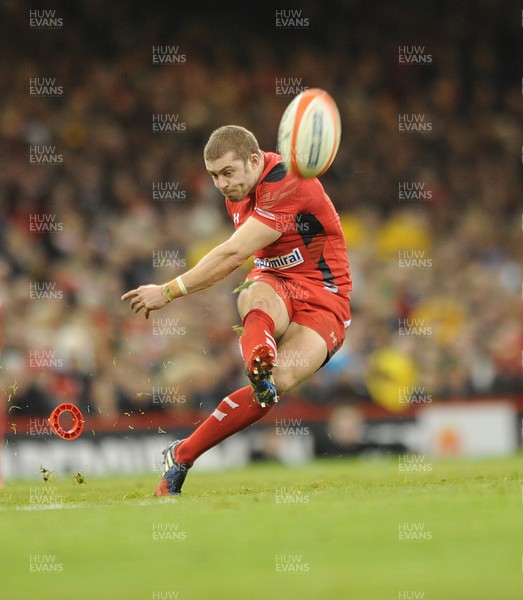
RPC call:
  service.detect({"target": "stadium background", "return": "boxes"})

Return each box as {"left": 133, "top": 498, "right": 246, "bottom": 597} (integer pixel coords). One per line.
{"left": 0, "top": 0, "right": 522, "bottom": 475}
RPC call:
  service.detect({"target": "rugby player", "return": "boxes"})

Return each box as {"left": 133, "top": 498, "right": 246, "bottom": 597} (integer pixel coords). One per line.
{"left": 122, "top": 125, "right": 351, "bottom": 495}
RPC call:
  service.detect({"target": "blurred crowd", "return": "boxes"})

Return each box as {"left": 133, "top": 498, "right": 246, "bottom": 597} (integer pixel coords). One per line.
{"left": 0, "top": 0, "right": 521, "bottom": 419}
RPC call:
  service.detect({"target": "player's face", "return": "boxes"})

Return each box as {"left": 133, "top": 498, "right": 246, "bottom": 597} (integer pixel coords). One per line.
{"left": 205, "top": 151, "right": 261, "bottom": 202}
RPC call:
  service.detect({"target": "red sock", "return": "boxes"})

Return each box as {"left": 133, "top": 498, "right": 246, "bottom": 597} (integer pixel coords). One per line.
{"left": 239, "top": 308, "right": 277, "bottom": 365}
{"left": 176, "top": 386, "right": 273, "bottom": 465}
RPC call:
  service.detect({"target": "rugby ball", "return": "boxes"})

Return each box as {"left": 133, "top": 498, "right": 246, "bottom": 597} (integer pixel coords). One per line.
{"left": 277, "top": 88, "right": 341, "bottom": 178}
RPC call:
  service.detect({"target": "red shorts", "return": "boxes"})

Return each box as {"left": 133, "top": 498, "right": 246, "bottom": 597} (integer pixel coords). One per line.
{"left": 246, "top": 271, "right": 351, "bottom": 363}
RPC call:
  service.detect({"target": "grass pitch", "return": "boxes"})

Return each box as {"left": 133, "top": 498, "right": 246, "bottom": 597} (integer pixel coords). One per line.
{"left": 1, "top": 455, "right": 522, "bottom": 599}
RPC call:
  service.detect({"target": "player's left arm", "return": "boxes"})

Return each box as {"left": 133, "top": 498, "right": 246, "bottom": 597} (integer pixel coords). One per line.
{"left": 121, "top": 216, "right": 281, "bottom": 318}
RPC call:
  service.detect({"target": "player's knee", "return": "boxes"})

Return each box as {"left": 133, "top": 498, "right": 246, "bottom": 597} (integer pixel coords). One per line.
{"left": 241, "top": 294, "right": 273, "bottom": 315}
{"left": 238, "top": 283, "right": 275, "bottom": 313}
{"left": 237, "top": 282, "right": 288, "bottom": 336}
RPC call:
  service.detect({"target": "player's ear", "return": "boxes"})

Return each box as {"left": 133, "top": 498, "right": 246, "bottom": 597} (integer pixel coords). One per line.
{"left": 249, "top": 153, "right": 261, "bottom": 168}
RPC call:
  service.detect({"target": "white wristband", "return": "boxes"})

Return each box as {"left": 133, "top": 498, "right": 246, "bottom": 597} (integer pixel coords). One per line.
{"left": 176, "top": 276, "right": 189, "bottom": 296}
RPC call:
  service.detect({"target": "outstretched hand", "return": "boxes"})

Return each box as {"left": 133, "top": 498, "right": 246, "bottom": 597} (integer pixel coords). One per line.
{"left": 121, "top": 284, "right": 170, "bottom": 319}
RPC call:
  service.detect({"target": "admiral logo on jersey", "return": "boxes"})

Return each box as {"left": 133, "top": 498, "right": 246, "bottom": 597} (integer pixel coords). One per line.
{"left": 254, "top": 248, "right": 304, "bottom": 270}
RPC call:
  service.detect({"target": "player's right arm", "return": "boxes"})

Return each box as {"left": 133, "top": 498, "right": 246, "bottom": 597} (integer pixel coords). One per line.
{"left": 171, "top": 216, "right": 281, "bottom": 294}
{"left": 121, "top": 216, "right": 281, "bottom": 318}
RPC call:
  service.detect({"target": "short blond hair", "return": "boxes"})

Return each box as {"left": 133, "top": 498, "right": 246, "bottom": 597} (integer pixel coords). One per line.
{"left": 204, "top": 125, "right": 262, "bottom": 163}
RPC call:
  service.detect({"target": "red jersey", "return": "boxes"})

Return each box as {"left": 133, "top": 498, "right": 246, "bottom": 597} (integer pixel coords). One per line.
{"left": 225, "top": 152, "right": 351, "bottom": 301}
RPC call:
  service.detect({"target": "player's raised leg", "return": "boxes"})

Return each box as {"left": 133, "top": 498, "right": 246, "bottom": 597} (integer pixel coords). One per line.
{"left": 237, "top": 280, "right": 290, "bottom": 407}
